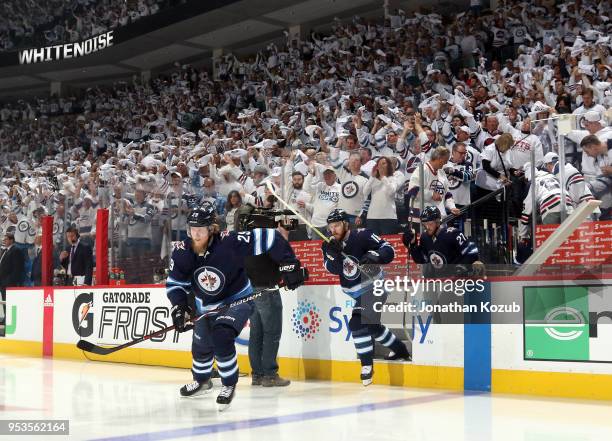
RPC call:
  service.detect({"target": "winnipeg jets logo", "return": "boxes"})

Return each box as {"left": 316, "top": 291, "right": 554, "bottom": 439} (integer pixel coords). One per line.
{"left": 429, "top": 180, "right": 445, "bottom": 195}
{"left": 342, "top": 255, "right": 360, "bottom": 280}
{"left": 342, "top": 181, "right": 359, "bottom": 198}
{"left": 447, "top": 174, "right": 460, "bottom": 189}
{"left": 428, "top": 251, "right": 447, "bottom": 269}
{"left": 195, "top": 266, "right": 225, "bottom": 296}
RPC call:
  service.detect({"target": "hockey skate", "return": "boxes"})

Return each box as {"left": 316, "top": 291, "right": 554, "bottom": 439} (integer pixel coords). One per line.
{"left": 179, "top": 379, "right": 213, "bottom": 398}
{"left": 361, "top": 365, "right": 374, "bottom": 386}
{"left": 384, "top": 347, "right": 412, "bottom": 361}
{"left": 216, "top": 385, "right": 235, "bottom": 411}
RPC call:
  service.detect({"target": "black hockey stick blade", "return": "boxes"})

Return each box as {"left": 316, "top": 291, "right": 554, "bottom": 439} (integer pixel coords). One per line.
{"left": 77, "top": 339, "right": 120, "bottom": 355}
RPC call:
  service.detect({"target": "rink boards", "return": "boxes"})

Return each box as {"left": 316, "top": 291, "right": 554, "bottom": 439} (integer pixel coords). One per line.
{"left": 1, "top": 277, "right": 612, "bottom": 400}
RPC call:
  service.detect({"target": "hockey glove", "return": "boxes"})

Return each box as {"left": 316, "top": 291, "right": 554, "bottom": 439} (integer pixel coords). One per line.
{"left": 323, "top": 238, "right": 343, "bottom": 261}
{"left": 402, "top": 227, "right": 416, "bottom": 248}
{"left": 171, "top": 304, "right": 194, "bottom": 333}
{"left": 359, "top": 250, "right": 382, "bottom": 264}
{"left": 279, "top": 260, "right": 308, "bottom": 290}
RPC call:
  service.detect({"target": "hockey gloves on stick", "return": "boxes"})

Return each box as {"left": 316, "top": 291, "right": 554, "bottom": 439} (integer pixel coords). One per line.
{"left": 171, "top": 304, "right": 194, "bottom": 333}
{"left": 279, "top": 260, "right": 308, "bottom": 290}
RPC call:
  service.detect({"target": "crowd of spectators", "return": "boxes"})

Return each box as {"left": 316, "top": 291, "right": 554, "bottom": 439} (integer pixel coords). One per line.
{"left": 0, "top": 0, "right": 181, "bottom": 52}
{"left": 0, "top": 0, "right": 610, "bottom": 285}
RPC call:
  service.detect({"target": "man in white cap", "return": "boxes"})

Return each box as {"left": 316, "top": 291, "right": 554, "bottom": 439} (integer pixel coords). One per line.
{"left": 304, "top": 164, "right": 340, "bottom": 237}
{"left": 567, "top": 110, "right": 612, "bottom": 145}
{"left": 572, "top": 88, "right": 606, "bottom": 127}
{"left": 567, "top": 111, "right": 612, "bottom": 184}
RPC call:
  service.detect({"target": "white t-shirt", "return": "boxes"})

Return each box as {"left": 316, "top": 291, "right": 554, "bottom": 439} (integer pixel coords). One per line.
{"left": 304, "top": 174, "right": 340, "bottom": 227}
{"left": 363, "top": 175, "right": 399, "bottom": 220}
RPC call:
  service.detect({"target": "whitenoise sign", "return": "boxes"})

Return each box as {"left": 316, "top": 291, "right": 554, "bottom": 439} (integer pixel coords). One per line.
{"left": 18, "top": 31, "right": 114, "bottom": 65}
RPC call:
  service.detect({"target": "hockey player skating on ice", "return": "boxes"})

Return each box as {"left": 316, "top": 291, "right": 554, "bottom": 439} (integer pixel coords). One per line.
{"left": 403, "top": 206, "right": 484, "bottom": 273}
{"left": 166, "top": 205, "right": 306, "bottom": 410}
{"left": 321, "top": 209, "right": 411, "bottom": 386}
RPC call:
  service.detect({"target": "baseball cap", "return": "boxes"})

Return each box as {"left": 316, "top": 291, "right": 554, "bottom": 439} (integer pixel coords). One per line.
{"left": 322, "top": 165, "right": 336, "bottom": 174}
{"left": 542, "top": 152, "right": 559, "bottom": 164}
{"left": 583, "top": 110, "right": 602, "bottom": 122}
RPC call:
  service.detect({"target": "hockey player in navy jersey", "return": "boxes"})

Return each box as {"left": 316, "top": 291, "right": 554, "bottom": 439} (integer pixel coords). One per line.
{"left": 403, "top": 206, "right": 483, "bottom": 274}
{"left": 321, "top": 209, "right": 411, "bottom": 386}
{"left": 166, "top": 205, "right": 306, "bottom": 411}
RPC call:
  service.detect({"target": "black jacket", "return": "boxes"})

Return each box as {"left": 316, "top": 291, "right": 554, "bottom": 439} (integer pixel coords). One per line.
{"left": 32, "top": 248, "right": 60, "bottom": 286}
{"left": 0, "top": 245, "right": 26, "bottom": 288}
{"left": 60, "top": 241, "right": 94, "bottom": 285}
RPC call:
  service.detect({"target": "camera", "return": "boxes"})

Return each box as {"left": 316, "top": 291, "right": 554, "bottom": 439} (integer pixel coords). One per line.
{"left": 236, "top": 204, "right": 298, "bottom": 232}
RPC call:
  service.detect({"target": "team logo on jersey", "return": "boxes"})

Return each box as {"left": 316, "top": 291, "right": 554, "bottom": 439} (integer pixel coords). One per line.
{"left": 428, "top": 251, "right": 447, "bottom": 269}
{"left": 341, "top": 181, "right": 359, "bottom": 199}
{"left": 342, "top": 255, "right": 360, "bottom": 280}
{"left": 447, "top": 174, "right": 460, "bottom": 190}
{"left": 18, "top": 221, "right": 29, "bottom": 232}
{"left": 429, "top": 180, "right": 445, "bottom": 195}
{"left": 194, "top": 266, "right": 225, "bottom": 296}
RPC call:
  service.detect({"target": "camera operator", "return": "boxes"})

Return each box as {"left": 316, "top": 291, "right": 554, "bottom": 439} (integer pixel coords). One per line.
{"left": 238, "top": 204, "right": 300, "bottom": 387}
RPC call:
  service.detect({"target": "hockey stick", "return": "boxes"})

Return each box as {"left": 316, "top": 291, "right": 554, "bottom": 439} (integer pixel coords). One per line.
{"left": 76, "top": 286, "right": 280, "bottom": 355}
{"left": 265, "top": 181, "right": 377, "bottom": 282}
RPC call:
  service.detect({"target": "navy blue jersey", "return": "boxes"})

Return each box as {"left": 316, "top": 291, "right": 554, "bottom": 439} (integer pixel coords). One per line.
{"left": 321, "top": 228, "right": 394, "bottom": 298}
{"left": 404, "top": 226, "right": 479, "bottom": 267}
{"left": 166, "top": 228, "right": 295, "bottom": 313}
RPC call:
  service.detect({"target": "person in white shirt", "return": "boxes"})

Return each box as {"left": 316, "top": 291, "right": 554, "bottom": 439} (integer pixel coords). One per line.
{"left": 330, "top": 151, "right": 369, "bottom": 224}
{"left": 224, "top": 190, "right": 242, "bottom": 231}
{"left": 282, "top": 159, "right": 311, "bottom": 241}
{"left": 303, "top": 164, "right": 340, "bottom": 238}
{"left": 572, "top": 88, "right": 607, "bottom": 128}
{"left": 566, "top": 110, "right": 612, "bottom": 182}
{"left": 580, "top": 135, "right": 612, "bottom": 219}
{"left": 361, "top": 156, "right": 400, "bottom": 235}
{"left": 444, "top": 142, "right": 474, "bottom": 209}
{"left": 406, "top": 147, "right": 461, "bottom": 221}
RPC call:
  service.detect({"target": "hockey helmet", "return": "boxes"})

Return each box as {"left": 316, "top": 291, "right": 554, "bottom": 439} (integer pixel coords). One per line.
{"left": 327, "top": 208, "right": 349, "bottom": 224}
{"left": 420, "top": 206, "right": 441, "bottom": 223}
{"left": 187, "top": 204, "right": 216, "bottom": 227}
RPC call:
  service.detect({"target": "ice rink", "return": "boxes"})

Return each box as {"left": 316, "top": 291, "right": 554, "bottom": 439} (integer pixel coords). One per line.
{"left": 1, "top": 354, "right": 612, "bottom": 441}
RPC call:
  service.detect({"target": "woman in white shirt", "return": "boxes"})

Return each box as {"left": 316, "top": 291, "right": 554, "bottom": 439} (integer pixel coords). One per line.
{"left": 224, "top": 190, "right": 242, "bottom": 232}
{"left": 362, "top": 157, "right": 399, "bottom": 235}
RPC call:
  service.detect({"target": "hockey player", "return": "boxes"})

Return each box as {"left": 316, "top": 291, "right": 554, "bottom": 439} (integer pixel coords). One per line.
{"left": 166, "top": 205, "right": 306, "bottom": 411}
{"left": 321, "top": 209, "right": 411, "bottom": 386}
{"left": 540, "top": 152, "right": 599, "bottom": 218}
{"left": 402, "top": 206, "right": 483, "bottom": 274}
{"left": 518, "top": 163, "right": 574, "bottom": 240}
